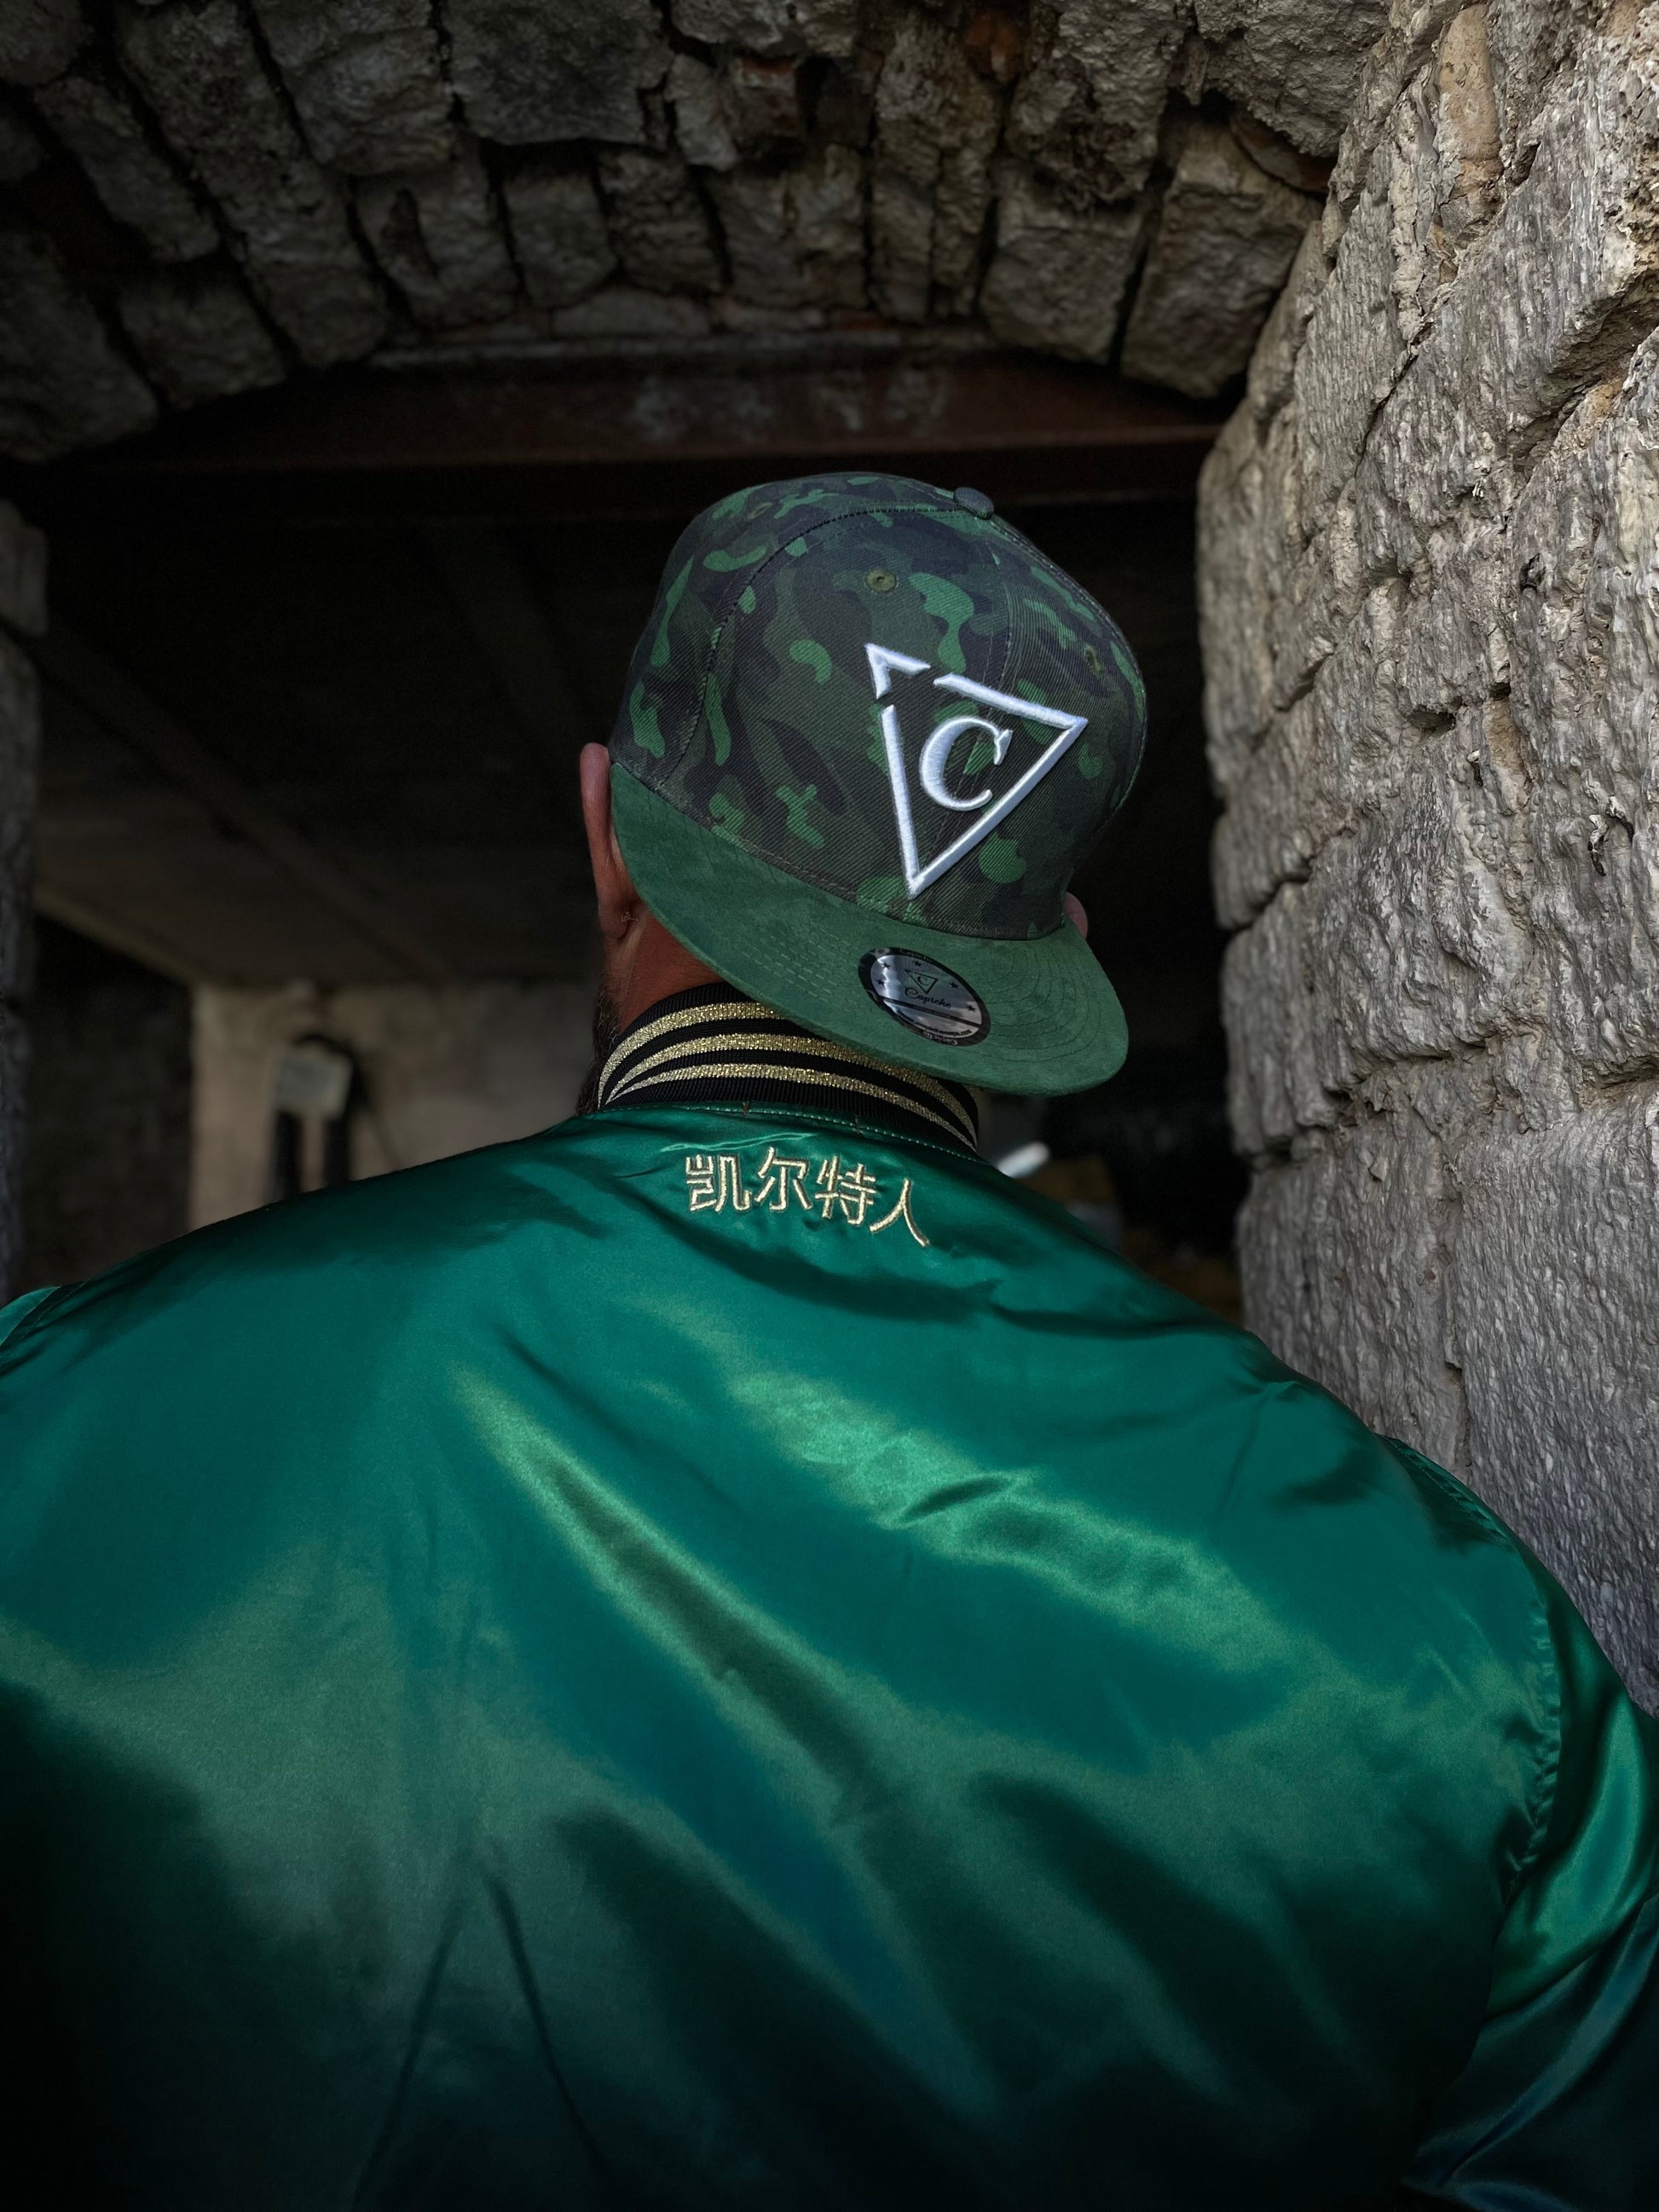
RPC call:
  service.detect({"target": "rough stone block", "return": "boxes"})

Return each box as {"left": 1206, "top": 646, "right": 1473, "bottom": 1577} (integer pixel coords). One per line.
{"left": 1194, "top": 0, "right": 1390, "bottom": 156}
{"left": 1222, "top": 715, "right": 1538, "bottom": 1129}
{"left": 1334, "top": 14, "right": 1503, "bottom": 353}
{"left": 1213, "top": 578, "right": 1429, "bottom": 927}
{"left": 870, "top": 168, "right": 932, "bottom": 324}
{"left": 1390, "top": 510, "right": 1512, "bottom": 717}
{"left": 357, "top": 147, "right": 517, "bottom": 329}
{"left": 723, "top": 55, "right": 802, "bottom": 149}
{"left": 871, "top": 9, "right": 1000, "bottom": 321}
{"left": 1293, "top": 171, "right": 1407, "bottom": 517}
{"left": 667, "top": 53, "right": 739, "bottom": 172}
{"left": 710, "top": 144, "right": 863, "bottom": 311}
{"left": 1383, "top": 63, "right": 1450, "bottom": 355}
{"left": 1506, "top": 338, "right": 1659, "bottom": 1078}
{"left": 0, "top": 627, "right": 38, "bottom": 999}
{"left": 0, "top": 501, "right": 45, "bottom": 637}
{"left": 1006, "top": 0, "right": 1187, "bottom": 210}
{"left": 1483, "top": 0, "right": 1604, "bottom": 175}
{"left": 1210, "top": 690, "right": 1324, "bottom": 931}
{"left": 549, "top": 286, "right": 709, "bottom": 340}
{"left": 1354, "top": 12, "right": 1659, "bottom": 557}
{"left": 1306, "top": 731, "right": 1536, "bottom": 1094}
{"left": 118, "top": 268, "right": 285, "bottom": 407}
{"left": 251, "top": 0, "right": 454, "bottom": 176}
{"left": 596, "top": 147, "right": 720, "bottom": 295}
{"left": 1304, "top": 575, "right": 1415, "bottom": 820}
{"left": 501, "top": 163, "right": 615, "bottom": 309}
{"left": 1327, "top": 0, "right": 1465, "bottom": 229}
{"left": 1246, "top": 215, "right": 1327, "bottom": 420}
{"left": 116, "top": 0, "right": 387, "bottom": 368}
{"left": 1228, "top": 110, "right": 1334, "bottom": 195}
{"left": 1264, "top": 481, "right": 1361, "bottom": 709}
{"left": 668, "top": 0, "right": 856, "bottom": 59}
{"left": 32, "top": 63, "right": 217, "bottom": 263}
{"left": 0, "top": 90, "right": 42, "bottom": 178}
{"left": 444, "top": 0, "right": 668, "bottom": 146}
{"left": 980, "top": 164, "right": 1147, "bottom": 362}
{"left": 1196, "top": 407, "right": 1275, "bottom": 782}
{"left": 1197, "top": 401, "right": 1307, "bottom": 783}
{"left": 1454, "top": 1089, "right": 1659, "bottom": 1706}
{"left": 1432, "top": 6, "right": 1503, "bottom": 258}
{"left": 0, "top": 226, "right": 156, "bottom": 459}
{"left": 0, "top": 0, "right": 85, "bottom": 86}
{"left": 1238, "top": 1110, "right": 1465, "bottom": 1470}
{"left": 668, "top": 49, "right": 802, "bottom": 170}
{"left": 1123, "top": 120, "right": 1317, "bottom": 398}
{"left": 1220, "top": 884, "right": 1336, "bottom": 1153}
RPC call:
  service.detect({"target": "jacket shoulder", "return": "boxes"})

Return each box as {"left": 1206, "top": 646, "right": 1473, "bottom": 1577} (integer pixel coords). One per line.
{"left": 0, "top": 1120, "right": 602, "bottom": 1372}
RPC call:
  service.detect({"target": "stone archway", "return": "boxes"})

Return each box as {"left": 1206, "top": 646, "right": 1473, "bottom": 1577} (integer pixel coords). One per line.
{"left": 2, "top": 0, "right": 1656, "bottom": 1698}
{"left": 0, "top": 0, "right": 1361, "bottom": 1282}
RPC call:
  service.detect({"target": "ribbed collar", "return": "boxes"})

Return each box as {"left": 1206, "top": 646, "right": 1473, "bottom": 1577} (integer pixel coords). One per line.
{"left": 589, "top": 985, "right": 980, "bottom": 1154}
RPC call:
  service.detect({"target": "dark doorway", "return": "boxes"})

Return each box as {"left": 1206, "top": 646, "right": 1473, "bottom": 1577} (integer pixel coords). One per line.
{"left": 25, "top": 399, "right": 1239, "bottom": 1302}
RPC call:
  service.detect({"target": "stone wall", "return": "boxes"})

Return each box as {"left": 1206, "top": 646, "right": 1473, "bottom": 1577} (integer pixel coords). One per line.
{"left": 1198, "top": 0, "right": 1659, "bottom": 1703}
{"left": 20, "top": 920, "right": 192, "bottom": 1292}
{"left": 0, "top": 500, "right": 44, "bottom": 1302}
{"left": 191, "top": 979, "right": 597, "bottom": 1230}
{"left": 0, "top": 1, "right": 1373, "bottom": 456}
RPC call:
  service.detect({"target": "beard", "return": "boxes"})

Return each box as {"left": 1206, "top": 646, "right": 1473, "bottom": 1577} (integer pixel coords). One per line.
{"left": 574, "top": 979, "right": 623, "bottom": 1117}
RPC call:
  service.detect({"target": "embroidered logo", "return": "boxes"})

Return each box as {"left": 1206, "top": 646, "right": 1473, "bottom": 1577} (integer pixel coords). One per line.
{"left": 865, "top": 643, "right": 1088, "bottom": 897}
{"left": 685, "top": 1151, "right": 928, "bottom": 1245}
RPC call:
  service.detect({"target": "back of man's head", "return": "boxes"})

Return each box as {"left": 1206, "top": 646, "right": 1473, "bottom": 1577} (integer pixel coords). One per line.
{"left": 594, "top": 472, "right": 1148, "bottom": 1098}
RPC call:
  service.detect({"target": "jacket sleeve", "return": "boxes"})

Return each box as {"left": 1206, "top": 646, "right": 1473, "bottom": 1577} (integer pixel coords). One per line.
{"left": 0, "top": 1286, "right": 59, "bottom": 1354}
{"left": 1403, "top": 1565, "right": 1659, "bottom": 2209}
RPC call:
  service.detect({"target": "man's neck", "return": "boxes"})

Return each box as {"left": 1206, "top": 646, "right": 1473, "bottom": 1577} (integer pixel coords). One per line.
{"left": 607, "top": 912, "right": 722, "bottom": 1033}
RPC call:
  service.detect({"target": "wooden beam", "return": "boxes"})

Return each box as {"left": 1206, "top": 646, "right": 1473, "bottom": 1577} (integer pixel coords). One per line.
{"left": 35, "top": 623, "right": 456, "bottom": 986}
{"left": 32, "top": 879, "right": 202, "bottom": 986}
{"left": 421, "top": 522, "right": 596, "bottom": 772}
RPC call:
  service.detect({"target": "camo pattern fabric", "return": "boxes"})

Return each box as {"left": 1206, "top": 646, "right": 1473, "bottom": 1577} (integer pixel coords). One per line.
{"left": 609, "top": 472, "right": 1147, "bottom": 941}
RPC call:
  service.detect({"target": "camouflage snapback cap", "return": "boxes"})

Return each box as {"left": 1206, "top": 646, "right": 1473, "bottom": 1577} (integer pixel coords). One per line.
{"left": 608, "top": 471, "right": 1148, "bottom": 1095}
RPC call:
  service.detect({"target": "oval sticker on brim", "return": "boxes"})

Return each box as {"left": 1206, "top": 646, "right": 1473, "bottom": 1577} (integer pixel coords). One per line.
{"left": 860, "top": 949, "right": 990, "bottom": 1046}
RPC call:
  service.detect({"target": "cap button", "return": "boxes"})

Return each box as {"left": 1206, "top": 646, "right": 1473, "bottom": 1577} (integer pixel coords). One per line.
{"left": 952, "top": 485, "right": 995, "bottom": 517}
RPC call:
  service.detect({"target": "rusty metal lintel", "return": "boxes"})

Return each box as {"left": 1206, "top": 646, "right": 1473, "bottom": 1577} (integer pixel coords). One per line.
{"left": 7, "top": 343, "right": 1227, "bottom": 525}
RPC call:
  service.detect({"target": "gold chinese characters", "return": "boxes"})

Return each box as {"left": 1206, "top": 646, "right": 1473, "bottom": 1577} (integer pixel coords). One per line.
{"left": 684, "top": 1149, "right": 929, "bottom": 1246}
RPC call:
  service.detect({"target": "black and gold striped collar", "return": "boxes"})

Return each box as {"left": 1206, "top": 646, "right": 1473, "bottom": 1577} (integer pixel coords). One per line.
{"left": 590, "top": 985, "right": 980, "bottom": 1154}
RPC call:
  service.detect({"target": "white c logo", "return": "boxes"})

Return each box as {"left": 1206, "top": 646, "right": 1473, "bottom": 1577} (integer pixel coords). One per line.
{"left": 918, "top": 713, "right": 1013, "bottom": 812}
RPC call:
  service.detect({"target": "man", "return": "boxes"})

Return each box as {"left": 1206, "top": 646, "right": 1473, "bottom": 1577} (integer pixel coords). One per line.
{"left": 0, "top": 473, "right": 1654, "bottom": 2209}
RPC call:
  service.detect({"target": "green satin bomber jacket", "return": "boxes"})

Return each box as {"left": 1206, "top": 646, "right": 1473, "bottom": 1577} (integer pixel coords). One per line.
{"left": 0, "top": 1094, "right": 1655, "bottom": 2209}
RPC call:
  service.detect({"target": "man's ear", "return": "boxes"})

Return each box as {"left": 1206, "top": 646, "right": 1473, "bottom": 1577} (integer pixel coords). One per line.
{"left": 581, "top": 745, "right": 637, "bottom": 944}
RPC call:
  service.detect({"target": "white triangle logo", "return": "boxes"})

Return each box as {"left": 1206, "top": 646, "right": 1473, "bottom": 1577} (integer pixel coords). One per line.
{"left": 864, "top": 642, "right": 1088, "bottom": 897}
